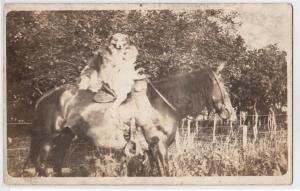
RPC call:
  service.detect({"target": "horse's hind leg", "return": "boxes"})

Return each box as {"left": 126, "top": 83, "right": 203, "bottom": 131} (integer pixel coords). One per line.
{"left": 34, "top": 138, "right": 53, "bottom": 176}
{"left": 53, "top": 127, "right": 75, "bottom": 177}
{"left": 24, "top": 134, "right": 41, "bottom": 176}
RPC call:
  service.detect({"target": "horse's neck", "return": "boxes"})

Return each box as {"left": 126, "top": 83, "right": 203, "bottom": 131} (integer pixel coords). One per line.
{"left": 153, "top": 74, "right": 211, "bottom": 118}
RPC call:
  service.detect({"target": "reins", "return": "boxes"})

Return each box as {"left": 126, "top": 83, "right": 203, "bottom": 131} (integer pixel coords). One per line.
{"left": 146, "top": 78, "right": 177, "bottom": 112}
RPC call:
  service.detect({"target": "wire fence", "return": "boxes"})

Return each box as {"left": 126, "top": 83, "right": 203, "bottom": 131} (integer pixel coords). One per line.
{"left": 176, "top": 113, "right": 287, "bottom": 149}
{"left": 6, "top": 112, "right": 288, "bottom": 176}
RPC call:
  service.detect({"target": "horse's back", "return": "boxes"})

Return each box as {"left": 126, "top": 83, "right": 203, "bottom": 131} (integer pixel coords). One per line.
{"left": 33, "top": 85, "right": 78, "bottom": 135}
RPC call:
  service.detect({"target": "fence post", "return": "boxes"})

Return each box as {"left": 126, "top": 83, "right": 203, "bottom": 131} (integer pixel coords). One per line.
{"left": 253, "top": 102, "right": 258, "bottom": 142}
{"left": 270, "top": 108, "right": 277, "bottom": 139}
{"left": 187, "top": 117, "right": 191, "bottom": 140}
{"left": 187, "top": 116, "right": 192, "bottom": 145}
{"left": 195, "top": 120, "right": 199, "bottom": 135}
{"left": 181, "top": 118, "right": 186, "bottom": 135}
{"left": 213, "top": 114, "right": 217, "bottom": 143}
{"left": 242, "top": 125, "right": 248, "bottom": 148}
{"left": 175, "top": 126, "right": 180, "bottom": 152}
{"left": 229, "top": 120, "right": 233, "bottom": 134}
{"left": 272, "top": 113, "right": 277, "bottom": 137}
{"left": 253, "top": 114, "right": 258, "bottom": 142}
{"left": 268, "top": 113, "right": 271, "bottom": 134}
{"left": 239, "top": 111, "right": 242, "bottom": 126}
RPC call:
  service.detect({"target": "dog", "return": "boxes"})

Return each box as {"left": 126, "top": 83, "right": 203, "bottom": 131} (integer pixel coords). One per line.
{"left": 78, "top": 33, "right": 138, "bottom": 91}
{"left": 102, "top": 33, "right": 139, "bottom": 106}
{"left": 78, "top": 33, "right": 139, "bottom": 107}
{"left": 102, "top": 33, "right": 138, "bottom": 71}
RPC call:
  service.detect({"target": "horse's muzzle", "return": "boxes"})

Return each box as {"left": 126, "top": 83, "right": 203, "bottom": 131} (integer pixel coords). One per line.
{"left": 219, "top": 105, "right": 237, "bottom": 121}
{"left": 218, "top": 106, "right": 231, "bottom": 119}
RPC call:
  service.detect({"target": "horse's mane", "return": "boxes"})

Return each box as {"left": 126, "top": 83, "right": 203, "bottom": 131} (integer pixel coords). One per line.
{"left": 150, "top": 68, "right": 219, "bottom": 116}
{"left": 34, "top": 84, "right": 76, "bottom": 110}
{"left": 153, "top": 68, "right": 212, "bottom": 84}
{"left": 151, "top": 69, "right": 216, "bottom": 96}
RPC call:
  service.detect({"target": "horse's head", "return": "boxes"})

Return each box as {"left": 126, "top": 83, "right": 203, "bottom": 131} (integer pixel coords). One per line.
{"left": 206, "top": 63, "right": 236, "bottom": 121}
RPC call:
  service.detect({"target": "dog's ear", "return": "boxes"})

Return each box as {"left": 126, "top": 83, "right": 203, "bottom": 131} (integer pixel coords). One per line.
{"left": 214, "top": 61, "right": 226, "bottom": 75}
{"left": 127, "top": 35, "right": 135, "bottom": 45}
{"left": 106, "top": 31, "right": 114, "bottom": 43}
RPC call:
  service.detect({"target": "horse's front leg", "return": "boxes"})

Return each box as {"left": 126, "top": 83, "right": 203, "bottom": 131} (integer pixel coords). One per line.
{"left": 52, "top": 127, "right": 75, "bottom": 177}
{"left": 155, "top": 139, "right": 169, "bottom": 176}
{"left": 145, "top": 149, "right": 156, "bottom": 176}
{"left": 148, "top": 134, "right": 169, "bottom": 176}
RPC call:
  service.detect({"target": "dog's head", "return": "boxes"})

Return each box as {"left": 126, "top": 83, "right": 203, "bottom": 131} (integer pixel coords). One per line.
{"left": 109, "top": 33, "right": 130, "bottom": 50}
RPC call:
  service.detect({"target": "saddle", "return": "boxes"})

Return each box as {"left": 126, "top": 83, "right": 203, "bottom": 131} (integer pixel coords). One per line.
{"left": 93, "top": 75, "right": 150, "bottom": 157}
{"left": 92, "top": 72, "right": 147, "bottom": 103}
{"left": 93, "top": 83, "right": 116, "bottom": 103}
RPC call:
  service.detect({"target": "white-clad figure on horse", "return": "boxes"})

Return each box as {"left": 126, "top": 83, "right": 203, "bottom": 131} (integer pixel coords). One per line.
{"left": 78, "top": 33, "right": 139, "bottom": 110}
{"left": 77, "top": 33, "right": 149, "bottom": 156}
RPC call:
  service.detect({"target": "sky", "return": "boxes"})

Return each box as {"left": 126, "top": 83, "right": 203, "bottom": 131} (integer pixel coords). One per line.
{"left": 233, "top": 4, "right": 292, "bottom": 53}
{"left": 169, "top": 4, "right": 292, "bottom": 54}
{"left": 201, "top": 3, "right": 293, "bottom": 67}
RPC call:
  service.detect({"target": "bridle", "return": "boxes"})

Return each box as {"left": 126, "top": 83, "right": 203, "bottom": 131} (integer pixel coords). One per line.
{"left": 211, "top": 70, "right": 225, "bottom": 103}
{"left": 210, "top": 70, "right": 228, "bottom": 114}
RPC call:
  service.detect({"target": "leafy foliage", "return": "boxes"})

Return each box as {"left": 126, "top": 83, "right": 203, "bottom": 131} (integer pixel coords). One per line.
{"left": 6, "top": 10, "right": 288, "bottom": 121}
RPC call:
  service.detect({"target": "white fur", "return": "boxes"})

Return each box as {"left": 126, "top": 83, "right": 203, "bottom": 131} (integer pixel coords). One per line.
{"left": 78, "top": 33, "right": 139, "bottom": 100}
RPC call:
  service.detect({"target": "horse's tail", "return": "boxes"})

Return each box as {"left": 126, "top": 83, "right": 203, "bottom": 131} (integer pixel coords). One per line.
{"left": 22, "top": 154, "right": 30, "bottom": 175}
{"left": 22, "top": 85, "right": 77, "bottom": 175}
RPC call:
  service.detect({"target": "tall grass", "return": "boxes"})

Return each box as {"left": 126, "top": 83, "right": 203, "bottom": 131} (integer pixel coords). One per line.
{"left": 7, "top": 130, "right": 288, "bottom": 177}
{"left": 168, "top": 130, "right": 288, "bottom": 176}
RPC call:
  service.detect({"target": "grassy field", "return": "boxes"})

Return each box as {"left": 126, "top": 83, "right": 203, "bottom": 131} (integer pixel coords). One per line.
{"left": 7, "top": 127, "right": 288, "bottom": 177}
{"left": 168, "top": 131, "right": 288, "bottom": 176}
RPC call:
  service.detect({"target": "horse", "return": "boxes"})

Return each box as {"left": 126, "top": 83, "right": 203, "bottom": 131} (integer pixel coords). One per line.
{"left": 24, "top": 64, "right": 235, "bottom": 177}
{"left": 150, "top": 64, "right": 236, "bottom": 121}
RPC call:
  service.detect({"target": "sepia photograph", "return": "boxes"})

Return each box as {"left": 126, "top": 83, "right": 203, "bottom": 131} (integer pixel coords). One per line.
{"left": 4, "top": 3, "right": 292, "bottom": 185}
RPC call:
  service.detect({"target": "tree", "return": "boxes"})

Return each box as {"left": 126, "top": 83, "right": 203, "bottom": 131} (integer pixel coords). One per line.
{"left": 6, "top": 10, "right": 288, "bottom": 121}
{"left": 230, "top": 45, "right": 287, "bottom": 113}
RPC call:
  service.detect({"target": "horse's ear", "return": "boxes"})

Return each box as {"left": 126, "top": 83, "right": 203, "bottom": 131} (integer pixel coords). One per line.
{"left": 215, "top": 61, "right": 226, "bottom": 74}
